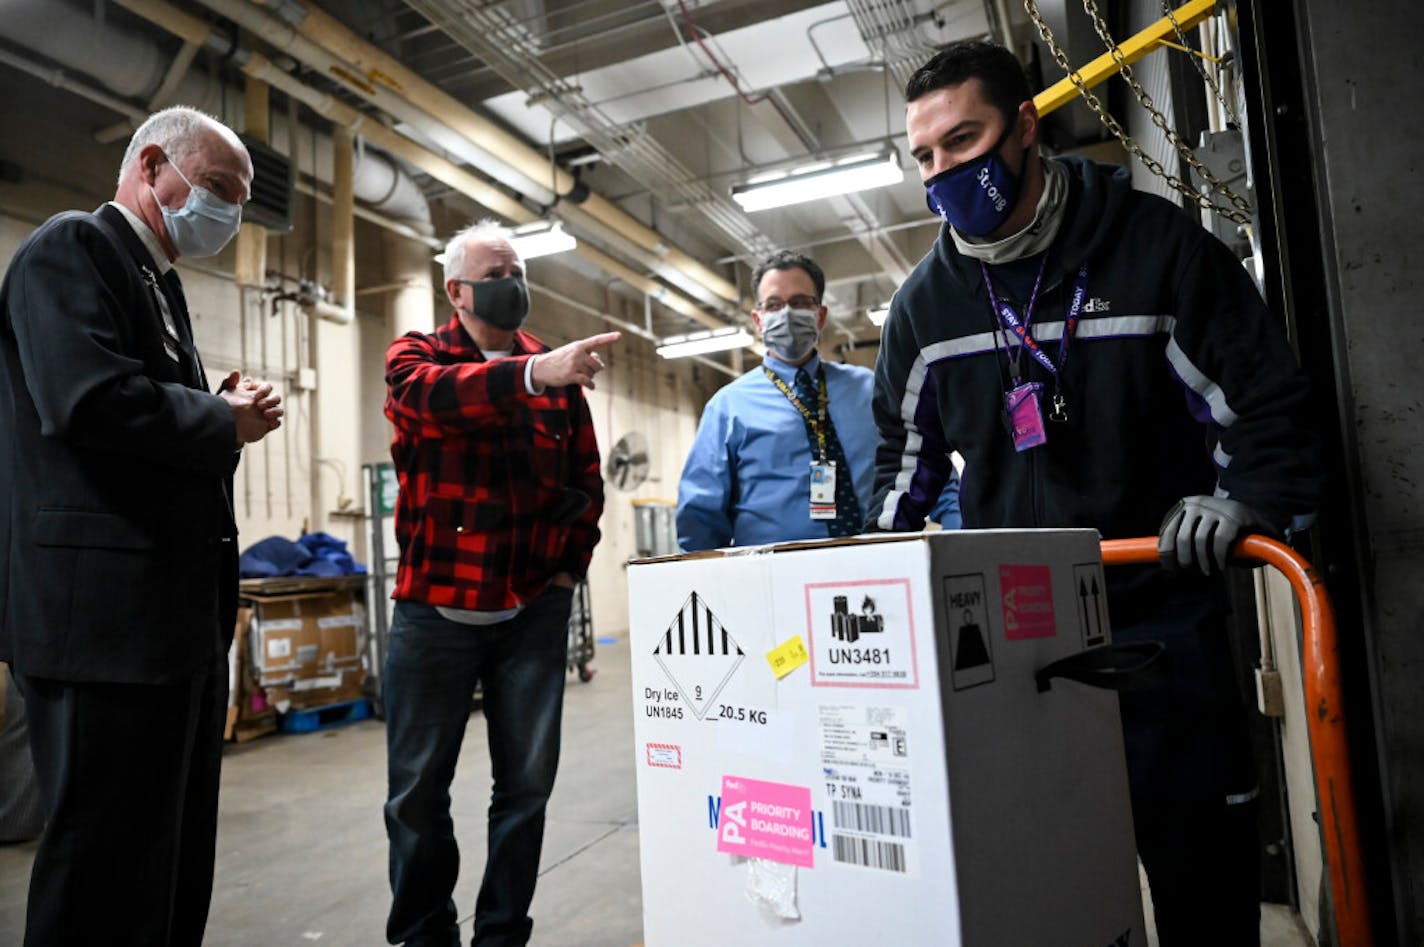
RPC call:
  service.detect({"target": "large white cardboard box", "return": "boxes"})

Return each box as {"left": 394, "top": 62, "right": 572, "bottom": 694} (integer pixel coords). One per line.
{"left": 628, "top": 529, "right": 1145, "bottom": 946}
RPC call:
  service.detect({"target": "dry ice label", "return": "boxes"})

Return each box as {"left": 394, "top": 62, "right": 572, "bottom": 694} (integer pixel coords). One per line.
{"left": 649, "top": 591, "right": 746, "bottom": 721}
{"left": 804, "top": 579, "right": 919, "bottom": 688}
{"left": 818, "top": 704, "right": 917, "bottom": 876}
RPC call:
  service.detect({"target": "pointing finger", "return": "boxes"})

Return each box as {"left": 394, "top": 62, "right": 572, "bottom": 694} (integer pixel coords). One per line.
{"left": 579, "top": 331, "right": 622, "bottom": 351}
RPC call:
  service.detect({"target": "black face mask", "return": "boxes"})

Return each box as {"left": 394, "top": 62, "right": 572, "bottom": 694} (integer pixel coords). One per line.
{"left": 458, "top": 276, "right": 530, "bottom": 331}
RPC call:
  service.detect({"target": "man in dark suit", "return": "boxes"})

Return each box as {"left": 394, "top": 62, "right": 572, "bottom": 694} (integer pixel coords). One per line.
{"left": 0, "top": 105, "right": 283, "bottom": 946}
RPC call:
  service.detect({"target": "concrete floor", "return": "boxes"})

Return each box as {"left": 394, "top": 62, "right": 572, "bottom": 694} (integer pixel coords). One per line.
{"left": 0, "top": 631, "right": 1313, "bottom": 946}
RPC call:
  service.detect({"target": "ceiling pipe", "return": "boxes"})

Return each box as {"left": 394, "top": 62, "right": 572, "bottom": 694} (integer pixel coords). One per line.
{"left": 112, "top": 0, "right": 725, "bottom": 334}
{"left": 352, "top": 142, "right": 432, "bottom": 232}
{"left": 0, "top": 45, "right": 147, "bottom": 122}
{"left": 183, "top": 0, "right": 557, "bottom": 208}
{"left": 0, "top": 0, "right": 431, "bottom": 237}
{"left": 240, "top": 0, "right": 740, "bottom": 306}
{"left": 0, "top": 0, "right": 171, "bottom": 97}
{"left": 113, "top": 0, "right": 528, "bottom": 221}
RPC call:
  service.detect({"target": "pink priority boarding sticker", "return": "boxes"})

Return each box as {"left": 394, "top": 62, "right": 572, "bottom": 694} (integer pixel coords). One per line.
{"left": 716, "top": 775, "right": 815, "bottom": 868}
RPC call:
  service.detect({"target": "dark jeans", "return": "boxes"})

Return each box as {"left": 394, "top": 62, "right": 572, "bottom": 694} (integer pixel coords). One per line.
{"left": 383, "top": 587, "right": 572, "bottom": 947}
{"left": 13, "top": 664, "right": 227, "bottom": 947}
{"left": 1114, "top": 575, "right": 1261, "bottom": 947}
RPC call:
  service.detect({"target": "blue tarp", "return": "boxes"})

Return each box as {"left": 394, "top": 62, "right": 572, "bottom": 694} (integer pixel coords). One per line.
{"left": 239, "top": 532, "right": 367, "bottom": 578}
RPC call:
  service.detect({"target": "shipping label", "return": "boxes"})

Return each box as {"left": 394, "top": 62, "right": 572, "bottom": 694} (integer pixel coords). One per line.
{"left": 818, "top": 704, "right": 918, "bottom": 877}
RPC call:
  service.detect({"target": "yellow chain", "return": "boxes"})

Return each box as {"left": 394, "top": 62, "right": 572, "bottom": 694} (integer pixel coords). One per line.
{"left": 1022, "top": 0, "right": 1251, "bottom": 227}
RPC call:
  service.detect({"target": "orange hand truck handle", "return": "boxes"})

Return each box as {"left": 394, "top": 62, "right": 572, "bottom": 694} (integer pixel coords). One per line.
{"left": 1099, "top": 535, "right": 1373, "bottom": 947}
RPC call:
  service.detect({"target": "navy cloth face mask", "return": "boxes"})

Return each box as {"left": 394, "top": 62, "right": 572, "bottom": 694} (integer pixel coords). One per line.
{"left": 459, "top": 276, "right": 530, "bottom": 331}
{"left": 923, "top": 124, "right": 1022, "bottom": 237}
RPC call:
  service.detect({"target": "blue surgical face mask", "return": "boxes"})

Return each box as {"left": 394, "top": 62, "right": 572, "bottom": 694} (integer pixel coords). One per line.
{"left": 923, "top": 123, "right": 1022, "bottom": 237}
{"left": 151, "top": 157, "right": 243, "bottom": 258}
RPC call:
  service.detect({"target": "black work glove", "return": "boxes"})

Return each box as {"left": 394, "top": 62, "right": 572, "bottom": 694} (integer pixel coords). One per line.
{"left": 1157, "top": 495, "right": 1276, "bottom": 575}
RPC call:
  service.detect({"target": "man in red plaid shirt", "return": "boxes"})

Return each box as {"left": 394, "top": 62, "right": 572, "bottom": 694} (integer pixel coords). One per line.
{"left": 381, "top": 219, "right": 618, "bottom": 947}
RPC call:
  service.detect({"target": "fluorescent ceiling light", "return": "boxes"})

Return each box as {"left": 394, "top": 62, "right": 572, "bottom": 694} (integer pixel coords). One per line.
{"left": 509, "top": 220, "right": 577, "bottom": 259}
{"left": 867, "top": 303, "right": 891, "bottom": 327}
{"left": 432, "top": 221, "right": 576, "bottom": 266}
{"left": 656, "top": 327, "right": 754, "bottom": 359}
{"left": 731, "top": 150, "right": 904, "bottom": 213}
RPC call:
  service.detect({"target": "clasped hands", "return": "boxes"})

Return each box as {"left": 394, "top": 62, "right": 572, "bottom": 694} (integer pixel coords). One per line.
{"left": 219, "top": 370, "right": 284, "bottom": 446}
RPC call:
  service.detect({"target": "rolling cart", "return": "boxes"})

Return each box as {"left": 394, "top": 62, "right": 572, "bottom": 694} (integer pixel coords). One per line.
{"left": 1103, "top": 535, "right": 1373, "bottom": 947}
{"left": 567, "top": 580, "right": 595, "bottom": 683}
{"left": 363, "top": 463, "right": 400, "bottom": 719}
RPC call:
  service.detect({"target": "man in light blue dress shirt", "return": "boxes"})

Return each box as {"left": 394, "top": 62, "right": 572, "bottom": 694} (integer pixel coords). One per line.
{"left": 677, "top": 251, "right": 960, "bottom": 551}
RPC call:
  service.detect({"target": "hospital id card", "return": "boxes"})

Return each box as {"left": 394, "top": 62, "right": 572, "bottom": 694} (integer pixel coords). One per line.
{"left": 810, "top": 460, "right": 837, "bottom": 520}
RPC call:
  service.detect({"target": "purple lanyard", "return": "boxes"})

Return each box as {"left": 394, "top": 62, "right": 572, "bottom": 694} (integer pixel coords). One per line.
{"left": 982, "top": 261, "right": 1090, "bottom": 384}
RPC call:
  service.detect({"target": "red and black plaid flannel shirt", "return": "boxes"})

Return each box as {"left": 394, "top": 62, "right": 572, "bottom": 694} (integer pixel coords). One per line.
{"left": 384, "top": 315, "right": 605, "bottom": 610}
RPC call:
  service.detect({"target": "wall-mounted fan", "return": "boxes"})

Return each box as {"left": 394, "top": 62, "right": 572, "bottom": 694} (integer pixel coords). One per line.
{"left": 606, "top": 431, "right": 651, "bottom": 491}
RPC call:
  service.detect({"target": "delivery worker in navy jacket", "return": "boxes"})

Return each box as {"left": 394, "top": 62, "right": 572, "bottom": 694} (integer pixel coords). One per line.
{"left": 0, "top": 105, "right": 282, "bottom": 947}
{"left": 868, "top": 44, "right": 1320, "bottom": 946}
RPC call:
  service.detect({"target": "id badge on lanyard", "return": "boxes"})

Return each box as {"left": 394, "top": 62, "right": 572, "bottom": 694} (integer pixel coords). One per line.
{"left": 1004, "top": 382, "right": 1047, "bottom": 452}
{"left": 809, "top": 460, "right": 837, "bottom": 520}
{"left": 984, "top": 262, "right": 1090, "bottom": 451}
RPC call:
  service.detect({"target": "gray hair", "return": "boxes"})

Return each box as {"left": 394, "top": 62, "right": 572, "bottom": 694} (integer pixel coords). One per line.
{"left": 443, "top": 218, "right": 518, "bottom": 285}
{"left": 117, "top": 106, "right": 228, "bottom": 188}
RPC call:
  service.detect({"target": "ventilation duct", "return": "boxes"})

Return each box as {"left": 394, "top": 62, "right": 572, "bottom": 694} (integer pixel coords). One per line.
{"left": 240, "top": 134, "right": 295, "bottom": 232}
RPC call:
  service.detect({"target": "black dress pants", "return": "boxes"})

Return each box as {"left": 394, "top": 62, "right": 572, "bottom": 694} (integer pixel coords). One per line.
{"left": 14, "top": 663, "right": 227, "bottom": 947}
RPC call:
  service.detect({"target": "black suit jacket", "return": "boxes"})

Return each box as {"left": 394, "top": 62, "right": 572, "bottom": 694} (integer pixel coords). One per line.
{"left": 0, "top": 204, "right": 240, "bottom": 683}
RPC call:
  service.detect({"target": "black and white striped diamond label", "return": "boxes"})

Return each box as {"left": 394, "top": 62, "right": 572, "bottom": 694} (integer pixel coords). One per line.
{"left": 653, "top": 592, "right": 745, "bottom": 721}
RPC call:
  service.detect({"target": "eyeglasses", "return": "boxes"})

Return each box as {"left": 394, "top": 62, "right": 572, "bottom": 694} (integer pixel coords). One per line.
{"left": 755, "top": 295, "right": 820, "bottom": 311}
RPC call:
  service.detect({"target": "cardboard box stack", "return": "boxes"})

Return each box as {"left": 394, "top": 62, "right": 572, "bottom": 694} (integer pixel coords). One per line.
{"left": 227, "top": 604, "right": 276, "bottom": 742}
{"left": 230, "top": 579, "right": 367, "bottom": 737}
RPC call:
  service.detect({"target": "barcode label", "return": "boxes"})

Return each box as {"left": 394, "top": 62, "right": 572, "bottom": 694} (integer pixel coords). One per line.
{"left": 831, "top": 834, "right": 907, "bottom": 873}
{"left": 832, "top": 800, "right": 912, "bottom": 838}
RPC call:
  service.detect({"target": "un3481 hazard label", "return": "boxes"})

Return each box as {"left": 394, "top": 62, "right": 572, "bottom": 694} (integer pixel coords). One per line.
{"left": 804, "top": 579, "right": 920, "bottom": 688}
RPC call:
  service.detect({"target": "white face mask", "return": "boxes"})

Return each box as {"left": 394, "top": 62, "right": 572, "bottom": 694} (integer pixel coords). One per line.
{"left": 759, "top": 307, "right": 821, "bottom": 363}
{"left": 150, "top": 157, "right": 243, "bottom": 258}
